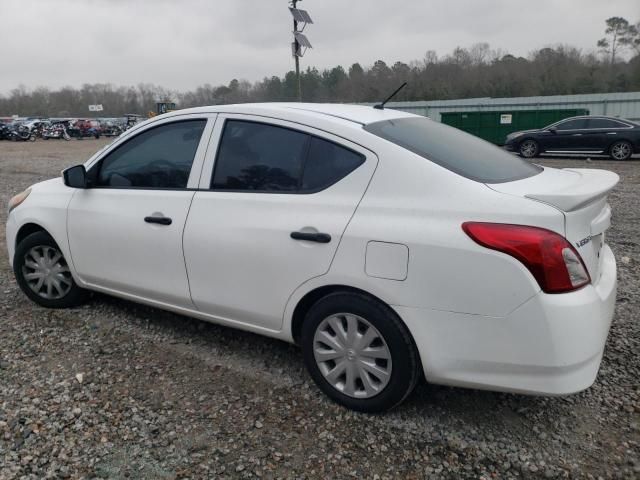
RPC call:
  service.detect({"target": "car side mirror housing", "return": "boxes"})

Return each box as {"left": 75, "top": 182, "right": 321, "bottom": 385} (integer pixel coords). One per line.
{"left": 62, "top": 165, "right": 87, "bottom": 189}
{"left": 548, "top": 127, "right": 557, "bottom": 134}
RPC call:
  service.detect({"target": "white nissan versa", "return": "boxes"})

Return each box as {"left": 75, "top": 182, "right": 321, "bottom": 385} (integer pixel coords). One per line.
{"left": 6, "top": 104, "right": 618, "bottom": 412}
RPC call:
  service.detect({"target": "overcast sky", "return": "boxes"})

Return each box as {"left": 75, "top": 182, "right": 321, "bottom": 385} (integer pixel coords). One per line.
{"left": 1, "top": 0, "right": 638, "bottom": 93}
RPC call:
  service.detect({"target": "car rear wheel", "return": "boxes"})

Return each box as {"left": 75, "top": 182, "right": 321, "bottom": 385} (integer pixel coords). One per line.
{"left": 609, "top": 141, "right": 632, "bottom": 161}
{"left": 519, "top": 139, "right": 539, "bottom": 158}
{"left": 301, "top": 292, "right": 420, "bottom": 412}
{"left": 14, "top": 231, "right": 87, "bottom": 308}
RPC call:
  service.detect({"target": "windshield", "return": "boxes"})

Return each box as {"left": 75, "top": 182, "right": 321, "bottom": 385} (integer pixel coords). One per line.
{"left": 364, "top": 117, "right": 542, "bottom": 183}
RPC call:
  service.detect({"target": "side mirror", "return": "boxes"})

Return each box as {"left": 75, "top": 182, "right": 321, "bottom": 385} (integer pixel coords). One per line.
{"left": 548, "top": 127, "right": 557, "bottom": 134}
{"left": 62, "top": 165, "right": 87, "bottom": 189}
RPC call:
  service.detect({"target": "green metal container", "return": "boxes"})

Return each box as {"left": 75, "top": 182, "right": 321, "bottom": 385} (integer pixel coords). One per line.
{"left": 441, "top": 109, "right": 590, "bottom": 145}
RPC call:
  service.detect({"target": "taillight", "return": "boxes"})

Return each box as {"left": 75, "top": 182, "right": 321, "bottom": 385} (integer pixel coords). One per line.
{"left": 462, "top": 222, "right": 590, "bottom": 294}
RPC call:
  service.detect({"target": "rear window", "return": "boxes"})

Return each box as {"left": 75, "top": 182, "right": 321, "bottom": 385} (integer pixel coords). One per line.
{"left": 364, "top": 117, "right": 542, "bottom": 183}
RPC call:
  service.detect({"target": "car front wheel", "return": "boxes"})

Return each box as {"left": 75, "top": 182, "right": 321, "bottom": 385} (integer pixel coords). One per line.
{"left": 519, "top": 139, "right": 539, "bottom": 158}
{"left": 609, "top": 141, "right": 632, "bottom": 160}
{"left": 301, "top": 292, "right": 420, "bottom": 412}
{"left": 14, "top": 231, "right": 87, "bottom": 308}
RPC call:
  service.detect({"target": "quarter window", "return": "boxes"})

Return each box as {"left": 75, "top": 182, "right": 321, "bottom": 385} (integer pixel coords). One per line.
{"left": 301, "top": 137, "right": 365, "bottom": 191}
{"left": 96, "top": 120, "right": 206, "bottom": 188}
{"left": 211, "top": 120, "right": 365, "bottom": 192}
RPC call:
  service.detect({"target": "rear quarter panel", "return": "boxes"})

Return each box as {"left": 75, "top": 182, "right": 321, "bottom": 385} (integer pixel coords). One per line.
{"left": 286, "top": 141, "right": 567, "bottom": 327}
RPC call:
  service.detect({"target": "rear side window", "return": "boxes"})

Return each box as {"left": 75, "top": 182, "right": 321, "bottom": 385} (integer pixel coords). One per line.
{"left": 364, "top": 117, "right": 541, "bottom": 183}
{"left": 586, "top": 118, "right": 630, "bottom": 129}
{"left": 211, "top": 121, "right": 308, "bottom": 191}
{"left": 96, "top": 120, "right": 206, "bottom": 188}
{"left": 211, "top": 120, "right": 365, "bottom": 192}
{"left": 301, "top": 137, "right": 365, "bottom": 191}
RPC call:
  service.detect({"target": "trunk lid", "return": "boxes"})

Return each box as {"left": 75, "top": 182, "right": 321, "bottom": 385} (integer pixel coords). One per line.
{"left": 488, "top": 167, "right": 619, "bottom": 283}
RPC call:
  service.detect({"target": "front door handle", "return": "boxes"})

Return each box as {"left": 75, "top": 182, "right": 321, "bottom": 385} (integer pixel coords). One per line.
{"left": 145, "top": 216, "right": 172, "bottom": 226}
{"left": 290, "top": 231, "right": 331, "bottom": 243}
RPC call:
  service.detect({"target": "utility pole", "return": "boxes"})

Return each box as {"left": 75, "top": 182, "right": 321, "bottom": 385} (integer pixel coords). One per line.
{"left": 289, "top": 1, "right": 313, "bottom": 102}
{"left": 292, "top": 0, "right": 301, "bottom": 101}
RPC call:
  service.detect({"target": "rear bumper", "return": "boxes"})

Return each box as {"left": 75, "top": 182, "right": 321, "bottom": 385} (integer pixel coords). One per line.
{"left": 395, "top": 244, "right": 617, "bottom": 395}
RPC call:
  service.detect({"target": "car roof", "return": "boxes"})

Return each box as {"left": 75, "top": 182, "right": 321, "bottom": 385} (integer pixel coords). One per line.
{"left": 159, "top": 103, "right": 417, "bottom": 126}
{"left": 557, "top": 115, "right": 634, "bottom": 122}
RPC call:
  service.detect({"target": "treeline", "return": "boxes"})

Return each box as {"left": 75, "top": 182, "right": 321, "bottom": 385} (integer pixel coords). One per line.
{"left": 2, "top": 42, "right": 639, "bottom": 118}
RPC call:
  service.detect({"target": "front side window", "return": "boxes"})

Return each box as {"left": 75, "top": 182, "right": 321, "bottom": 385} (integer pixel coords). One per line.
{"left": 95, "top": 120, "right": 206, "bottom": 188}
{"left": 554, "top": 119, "right": 587, "bottom": 130}
{"left": 364, "top": 117, "right": 541, "bottom": 183}
{"left": 211, "top": 120, "right": 365, "bottom": 192}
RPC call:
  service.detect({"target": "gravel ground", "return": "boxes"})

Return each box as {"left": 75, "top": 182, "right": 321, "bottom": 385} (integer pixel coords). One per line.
{"left": 0, "top": 139, "right": 638, "bottom": 479}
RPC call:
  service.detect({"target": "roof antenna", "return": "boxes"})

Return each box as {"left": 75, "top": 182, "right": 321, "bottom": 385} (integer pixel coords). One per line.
{"left": 373, "top": 82, "right": 407, "bottom": 110}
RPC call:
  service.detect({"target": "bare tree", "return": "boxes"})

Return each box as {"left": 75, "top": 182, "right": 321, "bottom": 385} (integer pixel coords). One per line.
{"left": 619, "top": 21, "right": 640, "bottom": 55}
{"left": 598, "top": 17, "right": 631, "bottom": 63}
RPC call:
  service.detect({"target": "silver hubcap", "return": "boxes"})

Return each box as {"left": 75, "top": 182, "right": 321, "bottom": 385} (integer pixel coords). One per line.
{"left": 313, "top": 313, "right": 392, "bottom": 398}
{"left": 521, "top": 141, "right": 536, "bottom": 157}
{"left": 611, "top": 142, "right": 630, "bottom": 160}
{"left": 22, "top": 246, "right": 72, "bottom": 300}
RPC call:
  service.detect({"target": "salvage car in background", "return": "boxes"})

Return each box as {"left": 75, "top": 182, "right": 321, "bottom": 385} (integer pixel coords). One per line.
{"left": 6, "top": 104, "right": 618, "bottom": 412}
{"left": 504, "top": 115, "right": 640, "bottom": 160}
{"left": 68, "top": 119, "right": 102, "bottom": 139}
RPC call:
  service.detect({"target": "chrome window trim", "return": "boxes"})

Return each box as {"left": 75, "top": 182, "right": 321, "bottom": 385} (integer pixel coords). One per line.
{"left": 550, "top": 116, "right": 635, "bottom": 132}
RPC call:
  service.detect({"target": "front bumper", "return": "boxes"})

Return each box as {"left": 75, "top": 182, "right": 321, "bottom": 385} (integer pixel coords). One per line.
{"left": 503, "top": 141, "right": 518, "bottom": 152}
{"left": 5, "top": 211, "right": 17, "bottom": 268}
{"left": 395, "top": 244, "right": 617, "bottom": 395}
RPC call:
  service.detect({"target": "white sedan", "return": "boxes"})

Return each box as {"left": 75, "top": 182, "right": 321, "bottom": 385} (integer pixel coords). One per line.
{"left": 6, "top": 104, "right": 618, "bottom": 412}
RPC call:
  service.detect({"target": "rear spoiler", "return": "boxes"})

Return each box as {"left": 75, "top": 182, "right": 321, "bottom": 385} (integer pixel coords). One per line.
{"left": 525, "top": 169, "right": 619, "bottom": 212}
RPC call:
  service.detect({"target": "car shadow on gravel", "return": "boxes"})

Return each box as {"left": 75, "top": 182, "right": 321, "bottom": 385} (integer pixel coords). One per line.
{"left": 82, "top": 289, "right": 613, "bottom": 477}
{"left": 88, "top": 290, "right": 575, "bottom": 424}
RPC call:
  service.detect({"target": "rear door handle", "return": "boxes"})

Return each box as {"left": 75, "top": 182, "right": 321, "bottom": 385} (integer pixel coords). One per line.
{"left": 144, "top": 216, "right": 172, "bottom": 226}
{"left": 290, "top": 231, "right": 331, "bottom": 243}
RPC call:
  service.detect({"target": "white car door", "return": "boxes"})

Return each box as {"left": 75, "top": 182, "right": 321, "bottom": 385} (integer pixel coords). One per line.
{"left": 183, "top": 115, "right": 377, "bottom": 331}
{"left": 67, "top": 115, "right": 215, "bottom": 308}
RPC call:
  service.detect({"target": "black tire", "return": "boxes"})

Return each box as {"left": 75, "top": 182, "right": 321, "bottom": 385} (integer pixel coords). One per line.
{"left": 301, "top": 292, "right": 421, "bottom": 412}
{"left": 519, "top": 139, "right": 539, "bottom": 158}
{"left": 13, "top": 231, "right": 87, "bottom": 308}
{"left": 609, "top": 140, "right": 632, "bottom": 161}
